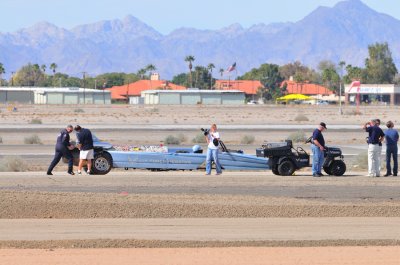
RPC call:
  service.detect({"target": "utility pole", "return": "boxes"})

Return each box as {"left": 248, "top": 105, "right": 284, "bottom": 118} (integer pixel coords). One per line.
{"left": 82, "top": 72, "right": 87, "bottom": 104}
{"left": 338, "top": 61, "right": 345, "bottom": 115}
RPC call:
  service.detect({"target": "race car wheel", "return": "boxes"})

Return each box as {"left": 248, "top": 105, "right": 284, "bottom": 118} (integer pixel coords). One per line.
{"left": 329, "top": 160, "right": 346, "bottom": 176}
{"left": 92, "top": 152, "right": 113, "bottom": 175}
{"left": 272, "top": 166, "right": 280, "bottom": 175}
{"left": 323, "top": 166, "right": 332, "bottom": 175}
{"left": 278, "top": 160, "right": 295, "bottom": 176}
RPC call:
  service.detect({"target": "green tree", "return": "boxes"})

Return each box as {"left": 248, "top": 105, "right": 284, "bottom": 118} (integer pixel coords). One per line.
{"left": 207, "top": 63, "right": 215, "bottom": 89}
{"left": 219, "top": 68, "right": 224, "bottom": 78}
{"left": 0, "top": 63, "right": 5, "bottom": 86}
{"left": 279, "top": 61, "right": 319, "bottom": 83}
{"left": 365, "top": 42, "right": 397, "bottom": 84}
{"left": 145, "top": 64, "right": 156, "bottom": 77}
{"left": 13, "top": 63, "right": 45, "bottom": 86}
{"left": 50, "top": 63, "right": 57, "bottom": 75}
{"left": 318, "top": 60, "right": 340, "bottom": 93}
{"left": 172, "top": 73, "right": 189, "bottom": 87}
{"left": 343, "top": 64, "right": 365, "bottom": 84}
{"left": 137, "top": 68, "right": 147, "bottom": 80}
{"left": 239, "top": 63, "right": 284, "bottom": 101}
{"left": 184, "top": 55, "right": 195, "bottom": 87}
{"left": 41, "top": 64, "right": 46, "bottom": 73}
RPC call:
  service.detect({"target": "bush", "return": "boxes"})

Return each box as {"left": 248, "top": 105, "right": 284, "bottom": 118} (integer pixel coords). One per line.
{"left": 74, "top": 108, "right": 85, "bottom": 113}
{"left": 241, "top": 135, "right": 255, "bottom": 144}
{"left": 345, "top": 110, "right": 362, "bottom": 116}
{"left": 177, "top": 133, "right": 186, "bottom": 143}
{"left": 164, "top": 135, "right": 181, "bottom": 145}
{"left": 0, "top": 156, "right": 27, "bottom": 172}
{"left": 29, "top": 118, "right": 42, "bottom": 124}
{"left": 294, "top": 114, "right": 309, "bottom": 122}
{"left": 24, "top": 134, "right": 42, "bottom": 144}
{"left": 287, "top": 131, "right": 307, "bottom": 143}
{"left": 0, "top": 136, "right": 2, "bottom": 144}
{"left": 192, "top": 132, "right": 207, "bottom": 144}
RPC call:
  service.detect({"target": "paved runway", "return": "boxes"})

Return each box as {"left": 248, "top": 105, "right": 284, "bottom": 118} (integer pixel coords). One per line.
{"left": 1, "top": 218, "right": 400, "bottom": 241}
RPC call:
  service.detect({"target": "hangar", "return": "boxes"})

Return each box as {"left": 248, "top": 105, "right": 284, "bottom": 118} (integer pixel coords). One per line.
{"left": 344, "top": 84, "right": 400, "bottom": 105}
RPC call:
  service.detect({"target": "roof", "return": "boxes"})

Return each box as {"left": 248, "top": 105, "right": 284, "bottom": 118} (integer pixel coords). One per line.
{"left": 141, "top": 90, "right": 244, "bottom": 95}
{"left": 282, "top": 81, "right": 333, "bottom": 95}
{"left": 0, "top": 87, "right": 109, "bottom": 94}
{"left": 215, "top": 80, "right": 264, "bottom": 95}
{"left": 106, "top": 80, "right": 186, "bottom": 100}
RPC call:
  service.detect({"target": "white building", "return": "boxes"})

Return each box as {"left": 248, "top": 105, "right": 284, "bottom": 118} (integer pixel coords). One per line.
{"left": 0, "top": 87, "right": 111, "bottom": 104}
{"left": 344, "top": 84, "right": 400, "bottom": 105}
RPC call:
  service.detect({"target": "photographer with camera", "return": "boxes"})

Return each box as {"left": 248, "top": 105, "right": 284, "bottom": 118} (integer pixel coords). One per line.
{"left": 203, "top": 124, "right": 222, "bottom": 175}
{"left": 364, "top": 119, "right": 385, "bottom": 177}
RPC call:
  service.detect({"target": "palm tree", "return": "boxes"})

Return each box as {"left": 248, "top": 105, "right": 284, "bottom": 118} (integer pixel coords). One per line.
{"left": 219, "top": 68, "right": 224, "bottom": 77}
{"left": 50, "top": 63, "right": 57, "bottom": 75}
{"left": 145, "top": 64, "right": 157, "bottom": 89}
{"left": 137, "top": 68, "right": 147, "bottom": 80}
{"left": 0, "top": 63, "right": 5, "bottom": 86}
{"left": 207, "top": 63, "right": 215, "bottom": 89}
{"left": 41, "top": 64, "right": 46, "bottom": 73}
{"left": 184, "top": 55, "right": 195, "bottom": 87}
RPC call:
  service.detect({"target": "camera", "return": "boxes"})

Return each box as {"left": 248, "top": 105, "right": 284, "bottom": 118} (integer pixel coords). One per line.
{"left": 200, "top": 128, "right": 209, "bottom": 136}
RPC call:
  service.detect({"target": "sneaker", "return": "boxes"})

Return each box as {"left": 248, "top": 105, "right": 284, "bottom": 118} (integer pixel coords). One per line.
{"left": 67, "top": 171, "right": 75, "bottom": 175}
{"left": 394, "top": 174, "right": 398, "bottom": 176}
{"left": 384, "top": 173, "right": 392, "bottom": 177}
{"left": 86, "top": 170, "right": 92, "bottom": 175}
{"left": 317, "top": 173, "right": 324, "bottom": 176}
{"left": 77, "top": 170, "right": 82, "bottom": 175}
{"left": 205, "top": 173, "right": 210, "bottom": 175}
{"left": 216, "top": 172, "right": 222, "bottom": 175}
{"left": 46, "top": 172, "right": 53, "bottom": 175}
{"left": 313, "top": 174, "right": 321, "bottom": 177}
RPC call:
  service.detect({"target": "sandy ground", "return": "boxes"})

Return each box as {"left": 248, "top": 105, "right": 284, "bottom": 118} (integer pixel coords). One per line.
{"left": 1, "top": 247, "right": 400, "bottom": 265}
{"left": 1, "top": 104, "right": 400, "bottom": 264}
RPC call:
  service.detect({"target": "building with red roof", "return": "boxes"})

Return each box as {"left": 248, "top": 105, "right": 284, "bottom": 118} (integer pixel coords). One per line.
{"left": 106, "top": 80, "right": 186, "bottom": 101}
{"left": 282, "top": 80, "right": 333, "bottom": 96}
{"left": 215, "top": 80, "right": 264, "bottom": 96}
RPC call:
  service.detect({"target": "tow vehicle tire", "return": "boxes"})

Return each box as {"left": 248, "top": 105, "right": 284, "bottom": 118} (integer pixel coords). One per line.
{"left": 329, "top": 160, "right": 346, "bottom": 176}
{"left": 278, "top": 160, "right": 295, "bottom": 176}
{"left": 323, "top": 166, "right": 332, "bottom": 175}
{"left": 92, "top": 152, "right": 113, "bottom": 175}
{"left": 271, "top": 166, "right": 280, "bottom": 175}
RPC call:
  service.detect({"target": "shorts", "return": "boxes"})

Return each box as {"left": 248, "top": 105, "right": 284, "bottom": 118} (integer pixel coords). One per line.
{"left": 80, "top": 149, "right": 94, "bottom": 160}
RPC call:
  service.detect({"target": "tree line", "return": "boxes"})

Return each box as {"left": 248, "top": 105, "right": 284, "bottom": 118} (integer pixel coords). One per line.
{"left": 0, "top": 42, "right": 398, "bottom": 100}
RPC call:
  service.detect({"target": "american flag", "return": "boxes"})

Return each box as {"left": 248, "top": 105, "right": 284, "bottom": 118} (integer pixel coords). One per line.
{"left": 226, "top": 62, "right": 236, "bottom": 72}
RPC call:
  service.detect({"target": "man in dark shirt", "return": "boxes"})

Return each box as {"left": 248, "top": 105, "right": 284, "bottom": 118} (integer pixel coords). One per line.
{"left": 74, "top": 125, "right": 94, "bottom": 174}
{"left": 364, "top": 119, "right": 385, "bottom": 177}
{"left": 384, "top": 121, "right": 399, "bottom": 177}
{"left": 311, "top": 122, "right": 327, "bottom": 177}
{"left": 47, "top": 125, "right": 75, "bottom": 175}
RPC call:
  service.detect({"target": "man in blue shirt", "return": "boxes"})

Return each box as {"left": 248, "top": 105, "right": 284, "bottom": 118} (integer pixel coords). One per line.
{"left": 364, "top": 119, "right": 385, "bottom": 177}
{"left": 384, "top": 121, "right": 399, "bottom": 177}
{"left": 74, "top": 125, "right": 94, "bottom": 175}
{"left": 311, "top": 122, "right": 327, "bottom": 177}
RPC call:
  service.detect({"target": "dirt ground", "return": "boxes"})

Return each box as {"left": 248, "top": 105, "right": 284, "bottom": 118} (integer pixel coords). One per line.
{"left": 1, "top": 104, "right": 400, "bottom": 264}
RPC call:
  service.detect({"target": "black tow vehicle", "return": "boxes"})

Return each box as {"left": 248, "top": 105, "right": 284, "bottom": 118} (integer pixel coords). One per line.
{"left": 256, "top": 140, "right": 346, "bottom": 176}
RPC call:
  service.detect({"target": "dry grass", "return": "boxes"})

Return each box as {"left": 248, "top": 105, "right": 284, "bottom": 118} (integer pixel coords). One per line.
{"left": 24, "top": 135, "right": 42, "bottom": 145}
{"left": 0, "top": 156, "right": 28, "bottom": 172}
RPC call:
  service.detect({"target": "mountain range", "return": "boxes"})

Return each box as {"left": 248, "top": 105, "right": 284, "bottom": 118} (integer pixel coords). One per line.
{"left": 1, "top": 0, "right": 400, "bottom": 79}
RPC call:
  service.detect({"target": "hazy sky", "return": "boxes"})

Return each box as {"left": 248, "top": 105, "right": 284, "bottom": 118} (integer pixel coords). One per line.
{"left": 1, "top": 0, "right": 397, "bottom": 34}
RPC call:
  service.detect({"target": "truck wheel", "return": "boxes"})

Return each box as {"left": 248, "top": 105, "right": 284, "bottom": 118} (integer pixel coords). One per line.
{"left": 278, "top": 160, "right": 295, "bottom": 176}
{"left": 92, "top": 152, "right": 113, "bottom": 175}
{"left": 323, "top": 166, "right": 331, "bottom": 175}
{"left": 329, "top": 160, "right": 346, "bottom": 176}
{"left": 272, "top": 166, "right": 280, "bottom": 175}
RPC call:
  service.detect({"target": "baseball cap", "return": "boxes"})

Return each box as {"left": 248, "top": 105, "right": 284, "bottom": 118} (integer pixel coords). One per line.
{"left": 320, "top": 122, "right": 327, "bottom": 129}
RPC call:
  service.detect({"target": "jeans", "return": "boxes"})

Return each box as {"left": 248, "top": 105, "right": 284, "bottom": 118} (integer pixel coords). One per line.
{"left": 206, "top": 148, "right": 222, "bottom": 174}
{"left": 368, "top": 144, "right": 381, "bottom": 176}
{"left": 386, "top": 145, "right": 398, "bottom": 175}
{"left": 311, "top": 144, "right": 324, "bottom": 175}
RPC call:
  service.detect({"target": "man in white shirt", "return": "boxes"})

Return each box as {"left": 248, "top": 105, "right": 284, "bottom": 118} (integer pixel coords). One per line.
{"left": 205, "top": 124, "right": 222, "bottom": 175}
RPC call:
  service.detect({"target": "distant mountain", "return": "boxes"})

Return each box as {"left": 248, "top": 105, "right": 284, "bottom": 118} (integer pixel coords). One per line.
{"left": 1, "top": 0, "right": 400, "bottom": 79}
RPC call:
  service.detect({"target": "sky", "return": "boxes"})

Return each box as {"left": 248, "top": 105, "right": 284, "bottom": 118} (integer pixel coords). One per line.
{"left": 1, "top": 0, "right": 398, "bottom": 34}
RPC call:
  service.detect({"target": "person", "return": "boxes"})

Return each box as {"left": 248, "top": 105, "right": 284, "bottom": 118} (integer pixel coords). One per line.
{"left": 74, "top": 125, "right": 94, "bottom": 175}
{"left": 47, "top": 125, "right": 75, "bottom": 175}
{"left": 311, "top": 122, "right": 327, "bottom": 177}
{"left": 364, "top": 119, "right": 385, "bottom": 177}
{"left": 384, "top": 121, "right": 399, "bottom": 177}
{"left": 205, "top": 124, "right": 222, "bottom": 175}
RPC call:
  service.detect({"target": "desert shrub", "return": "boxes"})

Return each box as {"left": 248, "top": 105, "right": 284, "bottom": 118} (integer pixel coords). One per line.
{"left": 74, "top": 108, "right": 85, "bottom": 113}
{"left": 177, "top": 133, "right": 186, "bottom": 143}
{"left": 241, "top": 135, "right": 255, "bottom": 144}
{"left": 0, "top": 136, "right": 2, "bottom": 144}
{"left": 0, "top": 156, "right": 27, "bottom": 172}
{"left": 164, "top": 135, "right": 181, "bottom": 145}
{"left": 294, "top": 114, "right": 309, "bottom": 122}
{"left": 192, "top": 132, "right": 207, "bottom": 144}
{"left": 29, "top": 118, "right": 42, "bottom": 124}
{"left": 148, "top": 108, "right": 159, "bottom": 113}
{"left": 345, "top": 110, "right": 362, "bottom": 116}
{"left": 24, "top": 134, "right": 42, "bottom": 144}
{"left": 287, "top": 131, "right": 307, "bottom": 143}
